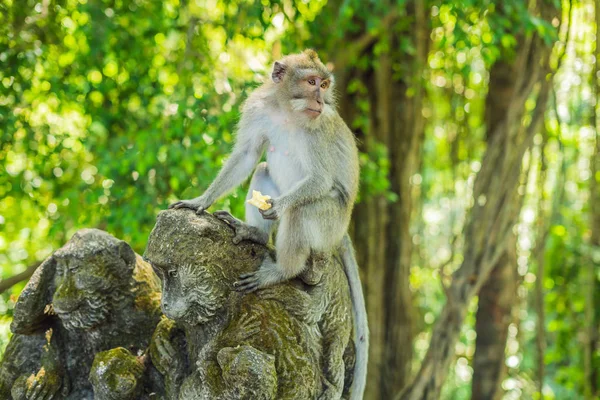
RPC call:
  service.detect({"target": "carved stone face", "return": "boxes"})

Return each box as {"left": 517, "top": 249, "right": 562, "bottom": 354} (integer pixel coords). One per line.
{"left": 144, "top": 210, "right": 265, "bottom": 327}
{"left": 6, "top": 228, "right": 162, "bottom": 400}
{"left": 52, "top": 230, "right": 135, "bottom": 330}
{"left": 152, "top": 262, "right": 227, "bottom": 326}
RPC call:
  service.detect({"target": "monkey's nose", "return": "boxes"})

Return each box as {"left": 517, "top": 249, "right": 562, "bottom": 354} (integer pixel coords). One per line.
{"left": 316, "top": 98, "right": 322, "bottom": 105}
{"left": 162, "top": 301, "right": 169, "bottom": 310}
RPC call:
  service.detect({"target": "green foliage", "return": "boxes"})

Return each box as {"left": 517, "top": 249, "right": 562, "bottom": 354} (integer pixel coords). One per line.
{"left": 0, "top": 0, "right": 261, "bottom": 255}
{"left": 0, "top": 0, "right": 597, "bottom": 399}
{"left": 543, "top": 227, "right": 588, "bottom": 396}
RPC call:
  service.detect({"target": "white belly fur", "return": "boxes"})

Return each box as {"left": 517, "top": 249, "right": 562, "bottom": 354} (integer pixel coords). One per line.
{"left": 264, "top": 115, "right": 307, "bottom": 194}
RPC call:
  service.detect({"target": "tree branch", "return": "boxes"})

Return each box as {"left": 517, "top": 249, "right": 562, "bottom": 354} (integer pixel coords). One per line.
{"left": 333, "top": 10, "right": 399, "bottom": 68}
{"left": 0, "top": 262, "right": 41, "bottom": 294}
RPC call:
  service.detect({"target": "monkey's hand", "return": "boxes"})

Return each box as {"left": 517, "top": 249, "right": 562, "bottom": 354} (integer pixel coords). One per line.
{"left": 19, "top": 366, "right": 62, "bottom": 400}
{"left": 259, "top": 199, "right": 280, "bottom": 220}
{"left": 150, "top": 318, "right": 186, "bottom": 379}
{"left": 168, "top": 195, "right": 212, "bottom": 215}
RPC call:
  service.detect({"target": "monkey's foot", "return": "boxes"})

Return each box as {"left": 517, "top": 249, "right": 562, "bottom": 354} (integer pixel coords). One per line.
{"left": 234, "top": 261, "right": 283, "bottom": 293}
{"left": 233, "top": 272, "right": 262, "bottom": 293}
{"left": 214, "top": 211, "right": 269, "bottom": 245}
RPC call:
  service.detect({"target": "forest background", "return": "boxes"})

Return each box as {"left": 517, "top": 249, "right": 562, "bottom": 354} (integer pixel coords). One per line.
{"left": 1, "top": 0, "right": 598, "bottom": 399}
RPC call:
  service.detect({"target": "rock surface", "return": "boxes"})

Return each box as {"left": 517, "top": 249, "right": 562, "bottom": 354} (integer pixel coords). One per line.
{"left": 0, "top": 209, "right": 356, "bottom": 400}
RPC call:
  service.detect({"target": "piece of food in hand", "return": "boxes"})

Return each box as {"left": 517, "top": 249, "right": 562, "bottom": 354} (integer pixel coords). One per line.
{"left": 246, "top": 190, "right": 272, "bottom": 210}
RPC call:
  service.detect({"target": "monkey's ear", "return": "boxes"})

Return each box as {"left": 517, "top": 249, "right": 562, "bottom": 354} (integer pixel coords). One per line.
{"left": 271, "top": 61, "right": 287, "bottom": 83}
{"left": 304, "top": 49, "right": 319, "bottom": 60}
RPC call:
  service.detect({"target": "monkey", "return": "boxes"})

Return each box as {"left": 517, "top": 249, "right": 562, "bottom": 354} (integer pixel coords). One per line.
{"left": 169, "top": 49, "right": 368, "bottom": 400}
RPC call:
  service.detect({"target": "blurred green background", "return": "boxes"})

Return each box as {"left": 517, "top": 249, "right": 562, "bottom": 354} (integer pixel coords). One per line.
{"left": 1, "top": 0, "right": 599, "bottom": 399}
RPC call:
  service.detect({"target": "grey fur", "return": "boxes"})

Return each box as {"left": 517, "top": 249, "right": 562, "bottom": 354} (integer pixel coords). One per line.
{"left": 169, "top": 51, "right": 368, "bottom": 399}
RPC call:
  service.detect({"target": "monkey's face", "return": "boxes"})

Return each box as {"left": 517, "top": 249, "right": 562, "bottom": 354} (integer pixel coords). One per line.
{"left": 271, "top": 50, "right": 336, "bottom": 120}
{"left": 144, "top": 210, "right": 261, "bottom": 327}
{"left": 52, "top": 250, "right": 129, "bottom": 330}
{"left": 151, "top": 260, "right": 228, "bottom": 327}
{"left": 289, "top": 75, "right": 331, "bottom": 119}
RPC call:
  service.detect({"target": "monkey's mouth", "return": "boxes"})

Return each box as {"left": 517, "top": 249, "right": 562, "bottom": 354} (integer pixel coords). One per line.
{"left": 305, "top": 108, "right": 322, "bottom": 117}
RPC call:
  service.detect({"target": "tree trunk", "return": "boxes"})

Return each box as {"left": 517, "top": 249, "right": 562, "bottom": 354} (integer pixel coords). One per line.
{"left": 471, "top": 50, "right": 526, "bottom": 400}
{"left": 585, "top": 1, "right": 600, "bottom": 397}
{"left": 471, "top": 236, "right": 517, "bottom": 400}
{"left": 331, "top": 2, "right": 428, "bottom": 398}
{"left": 588, "top": 102, "right": 600, "bottom": 400}
{"left": 534, "top": 130, "right": 549, "bottom": 399}
{"left": 399, "top": 2, "right": 559, "bottom": 399}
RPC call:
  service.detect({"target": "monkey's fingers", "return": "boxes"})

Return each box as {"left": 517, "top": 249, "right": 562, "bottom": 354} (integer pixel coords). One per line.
{"left": 214, "top": 211, "right": 251, "bottom": 244}
{"left": 236, "top": 282, "right": 260, "bottom": 293}
{"left": 155, "top": 338, "right": 174, "bottom": 365}
{"left": 259, "top": 208, "right": 278, "bottom": 220}
{"left": 171, "top": 202, "right": 193, "bottom": 210}
{"left": 168, "top": 201, "right": 183, "bottom": 209}
{"left": 213, "top": 211, "right": 241, "bottom": 227}
{"left": 170, "top": 200, "right": 200, "bottom": 211}
{"left": 27, "top": 379, "right": 42, "bottom": 399}
{"left": 234, "top": 273, "right": 260, "bottom": 292}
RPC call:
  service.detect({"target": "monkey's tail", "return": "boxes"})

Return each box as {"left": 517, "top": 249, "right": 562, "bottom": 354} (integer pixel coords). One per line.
{"left": 340, "top": 233, "right": 369, "bottom": 400}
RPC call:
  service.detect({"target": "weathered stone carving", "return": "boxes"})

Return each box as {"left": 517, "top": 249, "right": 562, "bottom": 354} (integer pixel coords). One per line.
{"left": 144, "top": 209, "right": 355, "bottom": 399}
{"left": 0, "top": 229, "right": 163, "bottom": 399}
{"left": 0, "top": 211, "right": 356, "bottom": 400}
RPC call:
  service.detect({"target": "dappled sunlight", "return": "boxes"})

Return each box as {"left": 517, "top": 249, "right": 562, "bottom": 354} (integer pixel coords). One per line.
{"left": 1, "top": 0, "right": 599, "bottom": 398}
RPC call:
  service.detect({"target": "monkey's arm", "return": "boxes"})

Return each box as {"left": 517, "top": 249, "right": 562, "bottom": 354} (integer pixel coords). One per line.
{"left": 170, "top": 124, "right": 266, "bottom": 212}
{"left": 260, "top": 172, "right": 334, "bottom": 221}
{"left": 261, "top": 138, "right": 347, "bottom": 219}
{"left": 271, "top": 134, "right": 348, "bottom": 211}
{"left": 203, "top": 138, "right": 265, "bottom": 203}
{"left": 277, "top": 173, "right": 333, "bottom": 210}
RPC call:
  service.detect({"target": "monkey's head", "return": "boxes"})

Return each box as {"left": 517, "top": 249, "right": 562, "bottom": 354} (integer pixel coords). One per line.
{"left": 51, "top": 229, "right": 138, "bottom": 330}
{"left": 144, "top": 209, "right": 265, "bottom": 327}
{"left": 270, "top": 49, "right": 336, "bottom": 121}
{"left": 12, "top": 229, "right": 161, "bottom": 338}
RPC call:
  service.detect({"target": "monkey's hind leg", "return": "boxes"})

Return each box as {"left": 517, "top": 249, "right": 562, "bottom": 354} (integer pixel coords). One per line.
{"left": 235, "top": 213, "right": 310, "bottom": 293}
{"left": 214, "top": 211, "right": 269, "bottom": 245}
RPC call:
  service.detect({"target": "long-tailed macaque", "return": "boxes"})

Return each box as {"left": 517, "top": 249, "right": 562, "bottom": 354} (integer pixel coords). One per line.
{"left": 169, "top": 49, "right": 368, "bottom": 399}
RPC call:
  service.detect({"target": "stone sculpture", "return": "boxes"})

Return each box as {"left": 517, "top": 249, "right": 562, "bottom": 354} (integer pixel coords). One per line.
{"left": 0, "top": 210, "right": 357, "bottom": 400}
{"left": 0, "top": 229, "right": 163, "bottom": 399}
{"left": 144, "top": 209, "right": 355, "bottom": 400}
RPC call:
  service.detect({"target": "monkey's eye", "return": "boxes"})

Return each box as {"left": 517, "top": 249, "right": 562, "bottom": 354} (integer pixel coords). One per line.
{"left": 321, "top": 81, "right": 329, "bottom": 89}
{"left": 307, "top": 78, "right": 316, "bottom": 85}
{"left": 168, "top": 270, "right": 178, "bottom": 278}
